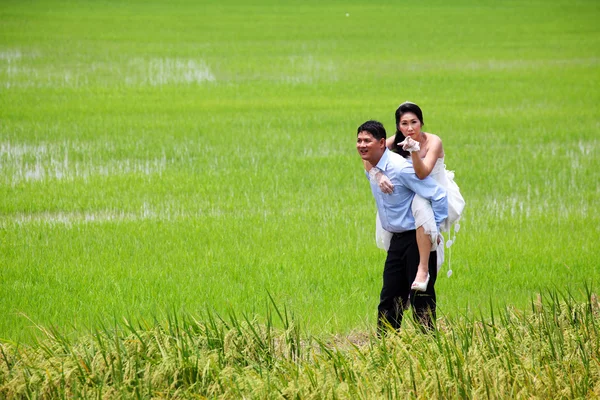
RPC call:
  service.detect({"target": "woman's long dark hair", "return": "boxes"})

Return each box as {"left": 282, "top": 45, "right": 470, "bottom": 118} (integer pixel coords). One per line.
{"left": 391, "top": 102, "right": 424, "bottom": 158}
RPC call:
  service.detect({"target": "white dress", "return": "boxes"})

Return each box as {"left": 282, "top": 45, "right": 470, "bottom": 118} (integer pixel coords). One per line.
{"left": 376, "top": 158, "right": 465, "bottom": 270}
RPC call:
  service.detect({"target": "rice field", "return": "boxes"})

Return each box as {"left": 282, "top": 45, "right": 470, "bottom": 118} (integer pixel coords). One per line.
{"left": 0, "top": 0, "right": 599, "bottom": 396}
{"left": 0, "top": 291, "right": 598, "bottom": 398}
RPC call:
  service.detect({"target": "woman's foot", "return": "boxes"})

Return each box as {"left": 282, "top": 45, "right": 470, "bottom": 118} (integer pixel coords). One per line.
{"left": 411, "top": 272, "right": 430, "bottom": 292}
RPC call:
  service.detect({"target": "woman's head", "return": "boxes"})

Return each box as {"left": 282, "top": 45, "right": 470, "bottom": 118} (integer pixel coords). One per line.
{"left": 395, "top": 101, "right": 424, "bottom": 128}
{"left": 396, "top": 101, "right": 425, "bottom": 129}
{"left": 392, "top": 102, "right": 424, "bottom": 156}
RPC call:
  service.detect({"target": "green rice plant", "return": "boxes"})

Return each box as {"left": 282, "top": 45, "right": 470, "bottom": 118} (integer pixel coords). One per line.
{"left": 1, "top": 0, "right": 598, "bottom": 350}
{"left": 0, "top": 291, "right": 598, "bottom": 398}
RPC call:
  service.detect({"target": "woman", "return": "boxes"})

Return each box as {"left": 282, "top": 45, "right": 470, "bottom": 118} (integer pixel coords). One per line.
{"left": 369, "top": 102, "right": 464, "bottom": 291}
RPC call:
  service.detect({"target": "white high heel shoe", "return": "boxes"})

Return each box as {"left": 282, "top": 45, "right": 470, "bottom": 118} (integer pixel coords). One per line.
{"left": 411, "top": 274, "right": 430, "bottom": 292}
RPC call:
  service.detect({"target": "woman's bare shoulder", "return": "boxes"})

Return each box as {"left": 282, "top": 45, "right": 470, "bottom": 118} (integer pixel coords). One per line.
{"left": 424, "top": 132, "right": 444, "bottom": 157}
{"left": 425, "top": 132, "right": 443, "bottom": 144}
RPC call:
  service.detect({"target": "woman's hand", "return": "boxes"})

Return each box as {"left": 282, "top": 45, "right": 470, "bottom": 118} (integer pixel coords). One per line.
{"left": 399, "top": 137, "right": 420, "bottom": 152}
{"left": 369, "top": 168, "right": 394, "bottom": 194}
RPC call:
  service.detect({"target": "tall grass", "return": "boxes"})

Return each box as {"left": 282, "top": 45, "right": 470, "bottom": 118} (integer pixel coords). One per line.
{"left": 0, "top": 290, "right": 598, "bottom": 398}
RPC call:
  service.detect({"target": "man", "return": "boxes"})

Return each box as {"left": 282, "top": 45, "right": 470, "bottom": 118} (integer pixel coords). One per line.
{"left": 356, "top": 120, "right": 448, "bottom": 332}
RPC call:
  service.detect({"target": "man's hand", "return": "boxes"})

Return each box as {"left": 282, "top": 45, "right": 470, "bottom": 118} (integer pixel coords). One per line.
{"left": 369, "top": 167, "right": 394, "bottom": 194}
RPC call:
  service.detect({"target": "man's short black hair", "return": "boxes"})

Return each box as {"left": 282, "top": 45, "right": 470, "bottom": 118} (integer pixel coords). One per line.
{"left": 357, "top": 120, "right": 387, "bottom": 141}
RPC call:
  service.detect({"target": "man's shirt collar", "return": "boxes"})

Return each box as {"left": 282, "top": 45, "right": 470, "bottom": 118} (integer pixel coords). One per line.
{"left": 375, "top": 148, "right": 390, "bottom": 171}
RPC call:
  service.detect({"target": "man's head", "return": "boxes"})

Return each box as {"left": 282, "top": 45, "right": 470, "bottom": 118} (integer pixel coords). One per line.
{"left": 356, "top": 120, "right": 387, "bottom": 165}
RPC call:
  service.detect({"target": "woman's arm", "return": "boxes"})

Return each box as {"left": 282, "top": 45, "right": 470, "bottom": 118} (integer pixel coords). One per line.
{"left": 385, "top": 136, "right": 395, "bottom": 150}
{"left": 363, "top": 161, "right": 394, "bottom": 194}
{"left": 411, "top": 135, "right": 443, "bottom": 179}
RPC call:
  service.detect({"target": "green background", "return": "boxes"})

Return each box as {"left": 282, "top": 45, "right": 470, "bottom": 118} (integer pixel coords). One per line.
{"left": 1, "top": 0, "right": 598, "bottom": 343}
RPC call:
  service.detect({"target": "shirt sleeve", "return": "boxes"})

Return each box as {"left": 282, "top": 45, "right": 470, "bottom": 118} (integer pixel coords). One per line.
{"left": 398, "top": 168, "right": 448, "bottom": 227}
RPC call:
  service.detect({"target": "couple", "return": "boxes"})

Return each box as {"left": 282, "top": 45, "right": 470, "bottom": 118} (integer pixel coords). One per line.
{"left": 357, "top": 102, "right": 464, "bottom": 332}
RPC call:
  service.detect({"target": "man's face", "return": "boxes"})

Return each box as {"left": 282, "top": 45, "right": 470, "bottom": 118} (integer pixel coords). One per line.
{"left": 356, "top": 130, "right": 385, "bottom": 164}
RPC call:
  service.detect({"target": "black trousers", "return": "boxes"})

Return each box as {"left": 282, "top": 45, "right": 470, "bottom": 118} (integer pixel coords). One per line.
{"left": 378, "top": 230, "right": 437, "bottom": 332}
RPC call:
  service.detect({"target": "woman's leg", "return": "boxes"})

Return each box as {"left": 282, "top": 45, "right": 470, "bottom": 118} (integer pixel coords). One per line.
{"left": 414, "top": 226, "right": 431, "bottom": 285}
{"left": 411, "top": 195, "right": 436, "bottom": 291}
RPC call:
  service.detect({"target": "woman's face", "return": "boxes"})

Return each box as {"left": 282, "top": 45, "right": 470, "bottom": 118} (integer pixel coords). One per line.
{"left": 398, "top": 112, "right": 422, "bottom": 139}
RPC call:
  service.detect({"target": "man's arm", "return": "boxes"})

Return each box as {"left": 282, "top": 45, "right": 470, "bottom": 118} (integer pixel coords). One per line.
{"left": 399, "top": 169, "right": 448, "bottom": 227}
